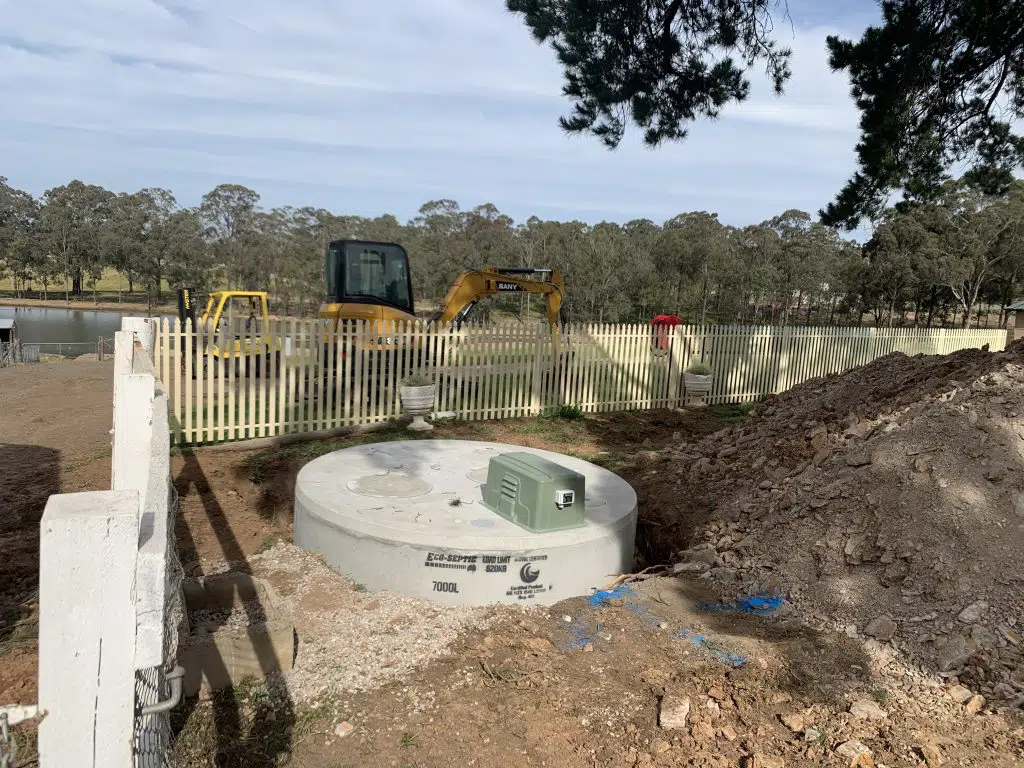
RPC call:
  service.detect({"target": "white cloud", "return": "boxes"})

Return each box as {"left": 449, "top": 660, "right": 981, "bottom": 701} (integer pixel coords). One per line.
{"left": 0, "top": 0, "right": 874, "bottom": 229}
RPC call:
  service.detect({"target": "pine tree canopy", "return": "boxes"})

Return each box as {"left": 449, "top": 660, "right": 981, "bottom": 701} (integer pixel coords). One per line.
{"left": 508, "top": 1, "right": 1024, "bottom": 230}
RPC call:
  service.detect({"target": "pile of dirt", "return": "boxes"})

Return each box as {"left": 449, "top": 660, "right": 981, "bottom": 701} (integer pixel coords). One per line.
{"left": 646, "top": 341, "right": 1024, "bottom": 710}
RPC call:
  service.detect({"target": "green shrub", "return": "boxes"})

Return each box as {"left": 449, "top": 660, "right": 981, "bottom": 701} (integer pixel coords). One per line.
{"left": 686, "top": 361, "right": 712, "bottom": 376}
{"left": 548, "top": 403, "right": 584, "bottom": 420}
{"left": 400, "top": 373, "right": 433, "bottom": 387}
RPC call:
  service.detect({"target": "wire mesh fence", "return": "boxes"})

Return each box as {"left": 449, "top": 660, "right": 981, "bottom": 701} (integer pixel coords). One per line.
{"left": 133, "top": 466, "right": 185, "bottom": 766}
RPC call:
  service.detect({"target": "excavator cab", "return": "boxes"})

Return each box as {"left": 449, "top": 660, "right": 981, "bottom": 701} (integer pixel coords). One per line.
{"left": 321, "top": 240, "right": 416, "bottom": 327}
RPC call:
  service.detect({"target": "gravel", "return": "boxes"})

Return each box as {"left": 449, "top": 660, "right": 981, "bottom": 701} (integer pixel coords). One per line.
{"left": 244, "top": 542, "right": 514, "bottom": 705}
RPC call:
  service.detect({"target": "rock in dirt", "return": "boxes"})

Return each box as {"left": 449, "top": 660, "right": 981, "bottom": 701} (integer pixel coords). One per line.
{"left": 333, "top": 721, "right": 354, "bottom": 738}
{"left": 935, "top": 635, "right": 971, "bottom": 672}
{"left": 957, "top": 600, "right": 988, "bottom": 624}
{"left": 779, "top": 712, "right": 806, "bottom": 733}
{"left": 965, "top": 694, "right": 986, "bottom": 714}
{"left": 916, "top": 743, "right": 945, "bottom": 767}
{"left": 707, "top": 684, "right": 727, "bottom": 701}
{"left": 849, "top": 699, "right": 887, "bottom": 720}
{"left": 864, "top": 615, "right": 898, "bottom": 641}
{"left": 836, "top": 740, "right": 873, "bottom": 761}
{"left": 658, "top": 695, "right": 690, "bottom": 729}
{"left": 742, "top": 755, "right": 786, "bottom": 768}
{"left": 947, "top": 685, "right": 974, "bottom": 704}
{"left": 690, "top": 721, "right": 716, "bottom": 743}
{"left": 524, "top": 637, "right": 553, "bottom": 653}
{"left": 845, "top": 448, "right": 873, "bottom": 467}
{"left": 720, "top": 724, "right": 738, "bottom": 741}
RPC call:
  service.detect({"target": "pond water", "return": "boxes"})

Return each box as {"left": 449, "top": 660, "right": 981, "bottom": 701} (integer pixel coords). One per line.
{"left": 0, "top": 306, "right": 170, "bottom": 355}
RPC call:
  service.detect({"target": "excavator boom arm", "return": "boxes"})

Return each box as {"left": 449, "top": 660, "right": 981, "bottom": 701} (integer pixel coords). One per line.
{"left": 432, "top": 268, "right": 565, "bottom": 326}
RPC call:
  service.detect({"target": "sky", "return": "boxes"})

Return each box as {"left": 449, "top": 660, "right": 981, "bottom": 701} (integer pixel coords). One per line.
{"left": 0, "top": 0, "right": 882, "bottom": 232}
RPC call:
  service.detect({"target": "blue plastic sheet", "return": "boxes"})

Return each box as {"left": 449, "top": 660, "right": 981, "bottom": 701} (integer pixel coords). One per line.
{"left": 700, "top": 593, "right": 784, "bottom": 615}
{"left": 566, "top": 619, "right": 592, "bottom": 650}
{"left": 564, "top": 583, "right": 756, "bottom": 665}
{"left": 676, "top": 628, "right": 748, "bottom": 667}
{"left": 588, "top": 584, "right": 632, "bottom": 607}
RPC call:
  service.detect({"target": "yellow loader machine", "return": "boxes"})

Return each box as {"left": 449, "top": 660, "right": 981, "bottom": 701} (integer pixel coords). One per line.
{"left": 177, "top": 288, "right": 278, "bottom": 377}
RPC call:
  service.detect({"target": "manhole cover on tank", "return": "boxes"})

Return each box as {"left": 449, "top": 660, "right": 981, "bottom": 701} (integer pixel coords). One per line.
{"left": 346, "top": 473, "right": 432, "bottom": 498}
{"left": 467, "top": 467, "right": 489, "bottom": 484}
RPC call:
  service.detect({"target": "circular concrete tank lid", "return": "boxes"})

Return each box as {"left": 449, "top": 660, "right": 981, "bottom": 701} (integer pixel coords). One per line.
{"left": 347, "top": 473, "right": 432, "bottom": 498}
{"left": 296, "top": 440, "right": 637, "bottom": 550}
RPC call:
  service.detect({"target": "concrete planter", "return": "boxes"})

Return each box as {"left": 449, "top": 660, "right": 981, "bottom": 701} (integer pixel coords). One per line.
{"left": 683, "top": 372, "right": 713, "bottom": 408}
{"left": 400, "top": 384, "right": 436, "bottom": 431}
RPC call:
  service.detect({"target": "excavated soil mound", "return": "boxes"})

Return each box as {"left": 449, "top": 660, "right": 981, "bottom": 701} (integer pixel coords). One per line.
{"left": 647, "top": 340, "right": 1024, "bottom": 707}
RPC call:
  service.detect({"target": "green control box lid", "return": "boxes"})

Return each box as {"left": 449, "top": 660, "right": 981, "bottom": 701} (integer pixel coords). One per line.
{"left": 481, "top": 452, "right": 585, "bottom": 533}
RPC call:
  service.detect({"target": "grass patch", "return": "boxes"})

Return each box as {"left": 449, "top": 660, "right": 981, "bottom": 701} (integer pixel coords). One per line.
{"left": 710, "top": 402, "right": 758, "bottom": 424}
{"left": 171, "top": 679, "right": 335, "bottom": 768}
{"left": 0, "top": 621, "right": 39, "bottom": 658}
{"left": 544, "top": 403, "right": 584, "bottom": 420}
{"left": 255, "top": 534, "right": 284, "bottom": 554}
{"left": 399, "top": 730, "right": 421, "bottom": 749}
{"left": 5, "top": 721, "right": 39, "bottom": 767}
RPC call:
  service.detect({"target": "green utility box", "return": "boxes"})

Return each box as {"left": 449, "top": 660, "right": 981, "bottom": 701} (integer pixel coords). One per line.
{"left": 482, "top": 452, "right": 586, "bottom": 533}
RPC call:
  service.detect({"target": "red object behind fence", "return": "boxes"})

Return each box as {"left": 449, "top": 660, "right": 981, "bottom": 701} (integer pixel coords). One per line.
{"left": 651, "top": 314, "right": 681, "bottom": 352}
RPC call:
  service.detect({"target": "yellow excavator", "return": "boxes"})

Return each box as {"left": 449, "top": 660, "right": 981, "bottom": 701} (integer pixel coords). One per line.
{"left": 316, "top": 239, "right": 567, "bottom": 389}
{"left": 318, "top": 239, "right": 567, "bottom": 336}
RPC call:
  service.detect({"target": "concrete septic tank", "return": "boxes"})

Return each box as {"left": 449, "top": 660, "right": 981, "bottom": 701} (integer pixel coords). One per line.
{"left": 293, "top": 440, "right": 637, "bottom": 606}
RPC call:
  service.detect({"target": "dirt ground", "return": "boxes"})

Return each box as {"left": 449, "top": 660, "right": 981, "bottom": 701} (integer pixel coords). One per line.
{"left": 0, "top": 360, "right": 115, "bottom": 704}
{"left": 3, "top": 356, "right": 1022, "bottom": 767}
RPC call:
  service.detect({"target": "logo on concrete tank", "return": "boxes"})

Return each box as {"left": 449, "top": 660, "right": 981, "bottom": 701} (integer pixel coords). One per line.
{"left": 519, "top": 564, "right": 540, "bottom": 583}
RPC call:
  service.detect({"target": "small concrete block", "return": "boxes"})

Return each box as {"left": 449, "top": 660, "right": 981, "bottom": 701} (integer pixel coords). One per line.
{"left": 181, "top": 574, "right": 295, "bottom": 696}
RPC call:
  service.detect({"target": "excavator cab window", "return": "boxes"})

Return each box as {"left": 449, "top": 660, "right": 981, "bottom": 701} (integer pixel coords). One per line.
{"left": 325, "top": 240, "right": 414, "bottom": 314}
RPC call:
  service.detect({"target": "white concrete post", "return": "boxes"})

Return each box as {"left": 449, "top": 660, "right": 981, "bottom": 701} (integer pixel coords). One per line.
{"left": 111, "top": 372, "right": 173, "bottom": 669}
{"left": 112, "top": 330, "right": 135, "bottom": 382}
{"left": 122, "top": 316, "right": 156, "bottom": 361}
{"left": 112, "top": 373, "right": 155, "bottom": 493}
{"left": 38, "top": 490, "right": 140, "bottom": 768}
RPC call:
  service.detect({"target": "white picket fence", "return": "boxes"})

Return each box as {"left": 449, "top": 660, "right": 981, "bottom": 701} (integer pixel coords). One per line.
{"left": 151, "top": 319, "right": 1010, "bottom": 446}
{"left": 38, "top": 318, "right": 182, "bottom": 767}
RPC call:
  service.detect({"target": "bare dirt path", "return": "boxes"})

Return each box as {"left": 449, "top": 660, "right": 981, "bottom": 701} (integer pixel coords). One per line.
{"left": 0, "top": 360, "right": 114, "bottom": 703}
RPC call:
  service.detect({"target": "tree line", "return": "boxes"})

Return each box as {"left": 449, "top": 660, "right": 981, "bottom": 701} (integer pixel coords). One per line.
{"left": 1, "top": 176, "right": 1023, "bottom": 328}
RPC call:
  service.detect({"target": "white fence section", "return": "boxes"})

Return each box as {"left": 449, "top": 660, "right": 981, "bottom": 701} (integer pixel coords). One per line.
{"left": 38, "top": 318, "right": 182, "bottom": 767}
{"left": 153, "top": 319, "right": 1011, "bottom": 445}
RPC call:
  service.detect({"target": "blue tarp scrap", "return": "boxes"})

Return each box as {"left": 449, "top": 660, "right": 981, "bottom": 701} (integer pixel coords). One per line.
{"left": 588, "top": 583, "right": 663, "bottom": 628}
{"left": 572, "top": 583, "right": 755, "bottom": 665}
{"left": 566, "top": 618, "right": 592, "bottom": 650}
{"left": 700, "top": 593, "right": 784, "bottom": 615}
{"left": 588, "top": 584, "right": 632, "bottom": 607}
{"left": 676, "top": 627, "right": 747, "bottom": 667}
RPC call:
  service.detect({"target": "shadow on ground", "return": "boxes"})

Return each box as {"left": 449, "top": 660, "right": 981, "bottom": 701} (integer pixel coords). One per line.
{"left": 170, "top": 450, "right": 296, "bottom": 768}
{"left": 0, "top": 445, "right": 59, "bottom": 654}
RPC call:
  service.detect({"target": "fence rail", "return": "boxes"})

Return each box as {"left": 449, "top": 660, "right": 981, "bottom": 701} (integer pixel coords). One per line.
{"left": 153, "top": 319, "right": 1009, "bottom": 446}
